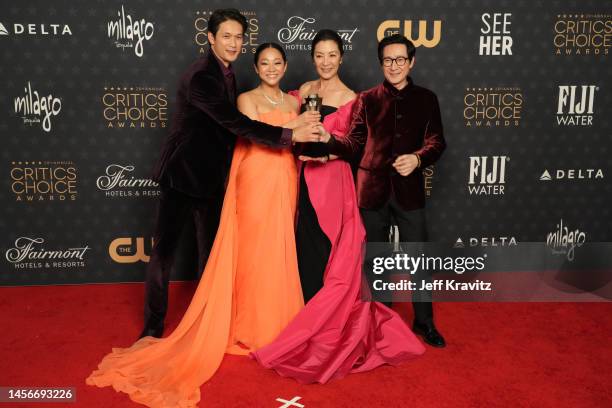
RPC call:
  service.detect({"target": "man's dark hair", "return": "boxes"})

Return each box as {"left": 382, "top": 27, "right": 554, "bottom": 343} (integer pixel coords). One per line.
{"left": 377, "top": 34, "right": 416, "bottom": 64}
{"left": 311, "top": 29, "right": 344, "bottom": 58}
{"left": 254, "top": 42, "right": 287, "bottom": 65}
{"left": 208, "top": 8, "right": 248, "bottom": 36}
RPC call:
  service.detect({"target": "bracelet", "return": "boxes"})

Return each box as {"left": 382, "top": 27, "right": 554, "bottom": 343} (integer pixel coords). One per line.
{"left": 414, "top": 153, "right": 421, "bottom": 168}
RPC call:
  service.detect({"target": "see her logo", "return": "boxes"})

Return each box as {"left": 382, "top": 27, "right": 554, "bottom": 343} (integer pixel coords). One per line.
{"left": 479, "top": 13, "right": 513, "bottom": 55}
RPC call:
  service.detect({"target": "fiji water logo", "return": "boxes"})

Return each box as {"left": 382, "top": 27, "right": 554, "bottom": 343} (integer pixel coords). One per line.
{"left": 556, "top": 85, "right": 598, "bottom": 126}
{"left": 467, "top": 155, "right": 509, "bottom": 196}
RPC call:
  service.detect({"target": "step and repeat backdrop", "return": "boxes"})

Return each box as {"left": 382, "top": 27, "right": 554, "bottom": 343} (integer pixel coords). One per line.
{"left": 1, "top": 0, "right": 610, "bottom": 285}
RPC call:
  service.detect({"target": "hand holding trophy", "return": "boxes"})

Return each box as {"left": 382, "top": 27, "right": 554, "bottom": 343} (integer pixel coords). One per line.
{"left": 298, "top": 94, "right": 329, "bottom": 158}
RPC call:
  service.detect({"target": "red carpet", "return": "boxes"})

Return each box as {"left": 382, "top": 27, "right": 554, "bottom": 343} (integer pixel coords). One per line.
{"left": 0, "top": 282, "right": 610, "bottom": 407}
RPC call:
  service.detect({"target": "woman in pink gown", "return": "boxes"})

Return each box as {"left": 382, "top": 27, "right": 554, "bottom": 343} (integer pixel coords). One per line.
{"left": 252, "top": 30, "right": 425, "bottom": 384}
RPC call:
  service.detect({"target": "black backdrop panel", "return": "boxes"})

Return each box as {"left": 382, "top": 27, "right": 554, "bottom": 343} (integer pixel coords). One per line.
{"left": 1, "top": 0, "right": 610, "bottom": 285}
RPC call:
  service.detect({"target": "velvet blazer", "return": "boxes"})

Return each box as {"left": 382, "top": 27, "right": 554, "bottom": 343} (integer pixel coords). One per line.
{"left": 329, "top": 79, "right": 446, "bottom": 210}
{"left": 152, "top": 49, "right": 289, "bottom": 199}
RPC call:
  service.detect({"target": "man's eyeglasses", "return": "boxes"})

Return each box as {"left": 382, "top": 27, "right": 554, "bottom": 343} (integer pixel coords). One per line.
{"left": 382, "top": 56, "right": 409, "bottom": 67}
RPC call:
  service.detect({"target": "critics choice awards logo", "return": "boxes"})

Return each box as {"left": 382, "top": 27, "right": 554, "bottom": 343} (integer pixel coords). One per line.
{"left": 377, "top": 19, "right": 441, "bottom": 47}
{"left": 468, "top": 156, "right": 509, "bottom": 196}
{"left": 107, "top": 5, "right": 154, "bottom": 57}
{"left": 102, "top": 86, "right": 168, "bottom": 129}
{"left": 554, "top": 14, "right": 611, "bottom": 56}
{"left": 10, "top": 161, "right": 77, "bottom": 202}
{"left": 96, "top": 164, "right": 159, "bottom": 198}
{"left": 109, "top": 237, "right": 153, "bottom": 263}
{"left": 479, "top": 13, "right": 513, "bottom": 55}
{"left": 464, "top": 87, "right": 522, "bottom": 127}
{"left": 13, "top": 82, "right": 62, "bottom": 132}
{"left": 556, "top": 85, "right": 598, "bottom": 126}
{"left": 278, "top": 16, "right": 359, "bottom": 51}
{"left": 194, "top": 10, "right": 260, "bottom": 54}
{"left": 5, "top": 237, "right": 89, "bottom": 270}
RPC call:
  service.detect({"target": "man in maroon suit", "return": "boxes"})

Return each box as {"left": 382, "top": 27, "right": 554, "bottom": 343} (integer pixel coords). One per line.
{"left": 324, "top": 34, "right": 447, "bottom": 347}
{"left": 142, "top": 9, "right": 320, "bottom": 338}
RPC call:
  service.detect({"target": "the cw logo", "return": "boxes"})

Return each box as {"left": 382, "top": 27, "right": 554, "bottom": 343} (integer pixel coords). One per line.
{"left": 377, "top": 20, "right": 442, "bottom": 48}
{"left": 109, "top": 237, "right": 154, "bottom": 263}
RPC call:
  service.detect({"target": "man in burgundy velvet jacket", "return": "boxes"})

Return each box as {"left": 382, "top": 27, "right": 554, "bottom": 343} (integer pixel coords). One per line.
{"left": 142, "top": 9, "right": 319, "bottom": 338}
{"left": 326, "top": 34, "right": 447, "bottom": 347}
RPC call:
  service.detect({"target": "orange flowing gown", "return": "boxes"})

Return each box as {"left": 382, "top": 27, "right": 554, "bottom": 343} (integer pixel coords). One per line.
{"left": 86, "top": 108, "right": 303, "bottom": 407}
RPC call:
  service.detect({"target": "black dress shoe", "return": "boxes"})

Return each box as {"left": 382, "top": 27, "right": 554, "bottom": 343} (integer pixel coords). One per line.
{"left": 139, "top": 324, "right": 164, "bottom": 339}
{"left": 413, "top": 322, "right": 446, "bottom": 348}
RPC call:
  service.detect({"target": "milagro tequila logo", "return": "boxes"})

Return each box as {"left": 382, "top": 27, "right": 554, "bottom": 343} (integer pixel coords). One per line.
{"left": 277, "top": 16, "right": 358, "bottom": 51}
{"left": 107, "top": 5, "right": 154, "bottom": 57}
{"left": 546, "top": 219, "right": 586, "bottom": 261}
{"left": 96, "top": 164, "right": 159, "bottom": 198}
{"left": 13, "top": 82, "right": 61, "bottom": 132}
{"left": 5, "top": 237, "right": 89, "bottom": 269}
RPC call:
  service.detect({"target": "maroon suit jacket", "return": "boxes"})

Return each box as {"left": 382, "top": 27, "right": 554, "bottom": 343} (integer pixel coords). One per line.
{"left": 329, "top": 79, "right": 446, "bottom": 210}
{"left": 152, "top": 49, "right": 290, "bottom": 199}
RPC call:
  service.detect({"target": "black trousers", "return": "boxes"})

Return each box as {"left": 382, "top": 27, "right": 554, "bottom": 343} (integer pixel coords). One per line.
{"left": 143, "top": 188, "right": 222, "bottom": 329}
{"left": 296, "top": 168, "right": 331, "bottom": 302}
{"left": 360, "top": 197, "right": 434, "bottom": 326}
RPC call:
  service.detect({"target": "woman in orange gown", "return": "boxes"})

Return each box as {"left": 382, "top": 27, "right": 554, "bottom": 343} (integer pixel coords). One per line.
{"left": 86, "top": 43, "right": 318, "bottom": 408}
